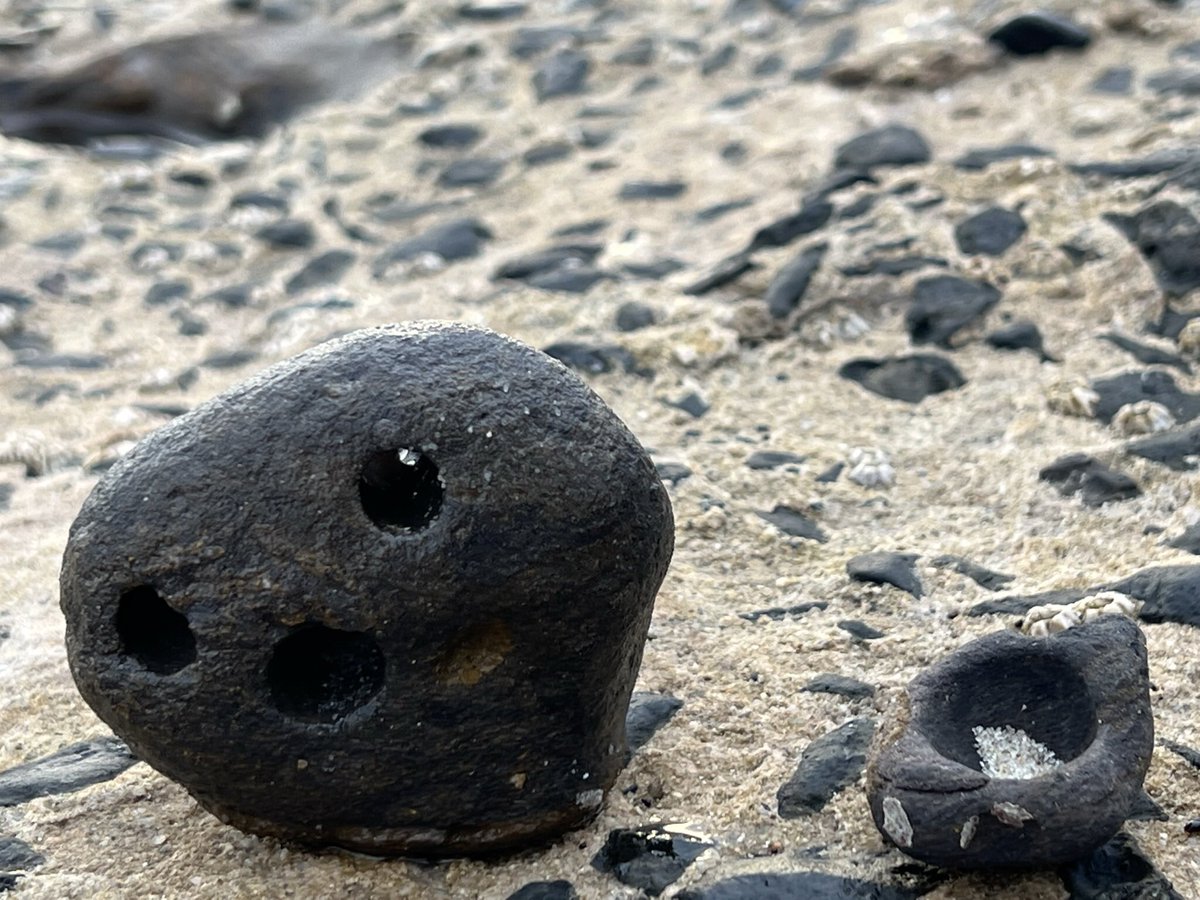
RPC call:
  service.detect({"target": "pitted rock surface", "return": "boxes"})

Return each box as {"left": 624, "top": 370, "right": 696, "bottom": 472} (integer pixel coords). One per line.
{"left": 59, "top": 322, "right": 674, "bottom": 856}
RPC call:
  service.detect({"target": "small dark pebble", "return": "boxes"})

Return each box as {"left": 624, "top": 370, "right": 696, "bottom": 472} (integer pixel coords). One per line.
{"left": 1059, "top": 832, "right": 1184, "bottom": 900}
{"left": 533, "top": 49, "right": 590, "bottom": 101}
{"left": 1112, "top": 564, "right": 1200, "bottom": 627}
{"left": 683, "top": 253, "right": 759, "bottom": 296}
{"left": 1101, "top": 332, "right": 1190, "bottom": 372}
{"left": 615, "top": 301, "right": 656, "bottom": 332}
{"left": 930, "top": 554, "right": 1015, "bottom": 591}
{"left": 834, "top": 125, "right": 931, "bottom": 171}
{"left": 201, "top": 349, "right": 259, "bottom": 370}
{"left": 1092, "top": 66, "right": 1134, "bottom": 95}
{"left": 700, "top": 43, "right": 736, "bottom": 77}
{"left": 758, "top": 505, "right": 828, "bottom": 543}
{"left": 968, "top": 588, "right": 1092, "bottom": 618}
{"left": 619, "top": 180, "right": 687, "bottom": 201}
{"left": 837, "top": 619, "right": 884, "bottom": 640}
{"left": 1145, "top": 69, "right": 1200, "bottom": 97}
{"left": 847, "top": 551, "right": 923, "bottom": 598}
{"left": 746, "top": 201, "right": 833, "bottom": 253}
{"left": 695, "top": 198, "right": 754, "bottom": 223}
{"left": 1105, "top": 200, "right": 1200, "bottom": 297}
{"left": 801, "top": 673, "right": 875, "bottom": 699}
{"left": 372, "top": 218, "right": 492, "bottom": 276}
{"left": 1167, "top": 523, "right": 1200, "bottom": 555}
{"left": 1186, "top": 819, "right": 1200, "bottom": 834}
{"left": 494, "top": 244, "right": 603, "bottom": 282}
{"left": 737, "top": 602, "right": 828, "bottom": 622}
{"left": 458, "top": 2, "right": 526, "bottom": 22}
{"left": 526, "top": 267, "right": 609, "bottom": 294}
{"left": 417, "top": 123, "right": 484, "bottom": 149}
{"left": 677, "top": 872, "right": 920, "bottom": 900}
{"left": 841, "top": 255, "right": 950, "bottom": 278}
{"left": 838, "top": 354, "right": 967, "bottom": 403}
{"left": 955, "top": 207, "right": 1026, "bottom": 256}
{"left": 906, "top": 275, "right": 1001, "bottom": 348}
{"left": 1039, "top": 453, "right": 1142, "bottom": 507}
{"left": 953, "top": 144, "right": 1052, "bottom": 171}
{"left": 666, "top": 393, "right": 709, "bottom": 419}
{"left": 1072, "top": 152, "right": 1195, "bottom": 179}
{"left": 0, "top": 736, "right": 137, "bottom": 806}
{"left": 1091, "top": 370, "right": 1200, "bottom": 424}
{"left": 626, "top": 692, "right": 683, "bottom": 752}
{"left": 765, "top": 244, "right": 826, "bottom": 320}
{"left": 655, "top": 463, "right": 692, "bottom": 485}
{"left": 553, "top": 219, "right": 607, "bottom": 238}
{"left": 33, "top": 231, "right": 85, "bottom": 256}
{"left": 285, "top": 249, "right": 355, "bottom": 295}
{"left": 0, "top": 836, "right": 42, "bottom": 873}
{"left": 543, "top": 341, "right": 639, "bottom": 376}
{"left": 988, "top": 12, "right": 1091, "bottom": 56}
{"left": 0, "top": 484, "right": 11, "bottom": 512}
{"left": 13, "top": 352, "right": 108, "bottom": 370}
{"left": 255, "top": 219, "right": 315, "bottom": 250}
{"left": 230, "top": 190, "right": 289, "bottom": 212}
{"left": 746, "top": 450, "right": 806, "bottom": 470}
{"left": 776, "top": 718, "right": 874, "bottom": 817}
{"left": 523, "top": 142, "right": 573, "bottom": 166}
{"left": 985, "top": 320, "right": 1055, "bottom": 361}
{"left": 592, "top": 825, "right": 712, "bottom": 897}
{"left": 204, "top": 283, "right": 254, "bottom": 308}
{"left": 437, "top": 157, "right": 505, "bottom": 189}
{"left": 815, "top": 462, "right": 844, "bottom": 483}
{"left": 509, "top": 26, "right": 585, "bottom": 61}
{"left": 1164, "top": 740, "right": 1200, "bottom": 768}
{"left": 623, "top": 259, "right": 684, "bottom": 280}
{"left": 1127, "top": 422, "right": 1200, "bottom": 470}
{"left": 505, "top": 882, "right": 578, "bottom": 900}
{"left": 612, "top": 37, "right": 655, "bottom": 66}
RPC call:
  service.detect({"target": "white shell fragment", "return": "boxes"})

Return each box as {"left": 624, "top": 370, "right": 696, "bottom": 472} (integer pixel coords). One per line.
{"left": 973, "top": 725, "right": 1062, "bottom": 779}
{"left": 1021, "top": 591, "right": 1143, "bottom": 637}
{"left": 1112, "top": 400, "right": 1175, "bottom": 436}
{"left": 959, "top": 815, "right": 979, "bottom": 850}
{"left": 991, "top": 801, "right": 1035, "bottom": 828}
{"left": 848, "top": 447, "right": 895, "bottom": 488}
{"left": 881, "top": 796, "right": 913, "bottom": 848}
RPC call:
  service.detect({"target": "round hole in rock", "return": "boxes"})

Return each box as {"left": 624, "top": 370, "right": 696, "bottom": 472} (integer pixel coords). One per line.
{"left": 359, "top": 447, "right": 443, "bottom": 531}
{"left": 115, "top": 585, "right": 197, "bottom": 675}
{"left": 267, "top": 625, "right": 385, "bottom": 723}
{"left": 916, "top": 649, "right": 1096, "bottom": 770}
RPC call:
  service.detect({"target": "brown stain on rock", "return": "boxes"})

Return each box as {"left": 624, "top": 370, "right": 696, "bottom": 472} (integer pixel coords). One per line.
{"left": 434, "top": 619, "right": 513, "bottom": 686}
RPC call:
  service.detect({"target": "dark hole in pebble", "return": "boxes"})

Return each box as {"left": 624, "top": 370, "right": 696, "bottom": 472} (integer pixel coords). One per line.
{"left": 359, "top": 448, "right": 443, "bottom": 531}
{"left": 115, "top": 585, "right": 196, "bottom": 674}
{"left": 916, "top": 649, "right": 1095, "bottom": 770}
{"left": 267, "top": 625, "right": 385, "bottom": 723}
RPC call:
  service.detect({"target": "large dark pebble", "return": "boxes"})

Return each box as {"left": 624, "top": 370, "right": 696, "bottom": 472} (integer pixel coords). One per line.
{"left": 839, "top": 354, "right": 967, "bottom": 403}
{"left": 1091, "top": 370, "right": 1200, "bottom": 424}
{"left": 834, "top": 125, "right": 931, "bottom": 171}
{"left": 59, "top": 323, "right": 673, "bottom": 856}
{"left": 954, "top": 207, "right": 1026, "bottom": 257}
{"left": 1106, "top": 200, "right": 1200, "bottom": 296}
{"left": 906, "top": 275, "right": 1001, "bottom": 348}
{"left": 284, "top": 249, "right": 355, "bottom": 295}
{"left": 626, "top": 692, "right": 683, "bottom": 752}
{"left": 988, "top": 12, "right": 1091, "bottom": 56}
{"left": 777, "top": 718, "right": 874, "bottom": 817}
{"left": 0, "top": 736, "right": 136, "bottom": 806}
{"left": 592, "top": 825, "right": 712, "bottom": 896}
{"left": 1039, "top": 453, "right": 1142, "bottom": 507}
{"left": 1100, "top": 333, "right": 1190, "bottom": 372}
{"left": 765, "top": 244, "right": 826, "bottom": 320}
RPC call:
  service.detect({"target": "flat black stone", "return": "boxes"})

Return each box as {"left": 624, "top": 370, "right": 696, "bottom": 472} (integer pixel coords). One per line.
{"left": 837, "top": 619, "right": 884, "bottom": 640}
{"left": 231, "top": 191, "right": 290, "bottom": 212}
{"left": 1100, "top": 332, "right": 1190, "bottom": 373}
{"left": 665, "top": 393, "right": 709, "bottom": 419}
{"left": 989, "top": 12, "right": 1091, "bottom": 56}
{"left": 418, "top": 123, "right": 485, "bottom": 149}
{"left": 966, "top": 588, "right": 1091, "bottom": 617}
{"left": 906, "top": 275, "right": 1001, "bottom": 348}
{"left": 655, "top": 463, "right": 692, "bottom": 485}
{"left": 1059, "top": 833, "right": 1184, "bottom": 900}
{"left": 458, "top": 2, "right": 527, "bottom": 22}
{"left": 1091, "top": 370, "right": 1200, "bottom": 424}
{"left": 204, "top": 283, "right": 254, "bottom": 308}
{"left": 506, "top": 882, "right": 578, "bottom": 900}
{"left": 626, "top": 692, "right": 683, "bottom": 752}
{"left": 1126, "top": 423, "right": 1200, "bottom": 470}
{"left": 1070, "top": 152, "right": 1195, "bottom": 180}
{"left": 255, "top": 219, "right": 315, "bottom": 250}
{"left": 533, "top": 49, "right": 590, "bottom": 101}
{"left": 0, "top": 836, "right": 42, "bottom": 872}
{"left": 839, "top": 256, "right": 947, "bottom": 278}
{"left": 737, "top": 602, "right": 828, "bottom": 622}
{"left": 0, "top": 484, "right": 12, "bottom": 512}
{"left": 0, "top": 737, "right": 136, "bottom": 806}
{"left": 437, "top": 157, "right": 505, "bottom": 189}
{"left": 765, "top": 244, "right": 826, "bottom": 320}
{"left": 834, "top": 125, "right": 931, "bottom": 171}
{"left": 623, "top": 259, "right": 684, "bottom": 280}
{"left": 746, "top": 450, "right": 806, "bottom": 470}
{"left": 618, "top": 181, "right": 687, "bottom": 201}
{"left": 509, "top": 26, "right": 587, "bottom": 61}
{"left": 930, "top": 555, "right": 1015, "bottom": 591}
{"left": 758, "top": 506, "right": 827, "bottom": 542}
{"left": 847, "top": 551, "right": 923, "bottom": 598}
{"left": 694, "top": 198, "right": 754, "bottom": 222}
{"left": 1163, "top": 740, "right": 1200, "bottom": 768}
{"left": 815, "top": 462, "right": 844, "bottom": 483}
{"left": 700, "top": 43, "right": 736, "bottom": 77}
{"left": 677, "top": 872, "right": 920, "bottom": 900}
{"left": 745, "top": 201, "right": 833, "bottom": 252}
{"left": 373, "top": 218, "right": 492, "bottom": 276}
{"left": 986, "top": 320, "right": 1054, "bottom": 361}
{"left": 615, "top": 302, "right": 656, "bottom": 332}
{"left": 953, "top": 144, "right": 1053, "bottom": 171}
{"left": 542, "top": 341, "right": 638, "bottom": 375}
{"left": 839, "top": 354, "right": 967, "bottom": 403}
{"left": 1167, "top": 523, "right": 1200, "bottom": 554}
{"left": 1111, "top": 565, "right": 1200, "bottom": 627}
{"left": 1039, "top": 453, "right": 1142, "bottom": 507}
{"left": 955, "top": 207, "right": 1026, "bottom": 256}
{"left": 13, "top": 352, "right": 108, "bottom": 370}
{"left": 1105, "top": 200, "right": 1200, "bottom": 296}
{"left": 801, "top": 673, "right": 875, "bottom": 699}
{"left": 682, "top": 253, "right": 759, "bottom": 296}
{"left": 777, "top": 717, "right": 874, "bottom": 817}
{"left": 201, "top": 350, "right": 259, "bottom": 370}
{"left": 612, "top": 37, "right": 655, "bottom": 66}
{"left": 494, "top": 244, "right": 604, "bottom": 282}
{"left": 592, "top": 825, "right": 711, "bottom": 896}
{"left": 285, "top": 250, "right": 355, "bottom": 295}
{"left": 553, "top": 220, "right": 608, "bottom": 238}
{"left": 523, "top": 142, "right": 573, "bottom": 166}
{"left": 526, "top": 267, "right": 610, "bottom": 294}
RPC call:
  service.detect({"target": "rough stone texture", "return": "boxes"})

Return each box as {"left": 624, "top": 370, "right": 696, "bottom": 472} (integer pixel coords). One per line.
{"left": 59, "top": 323, "right": 674, "bottom": 856}
{"left": 867, "top": 617, "right": 1153, "bottom": 869}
